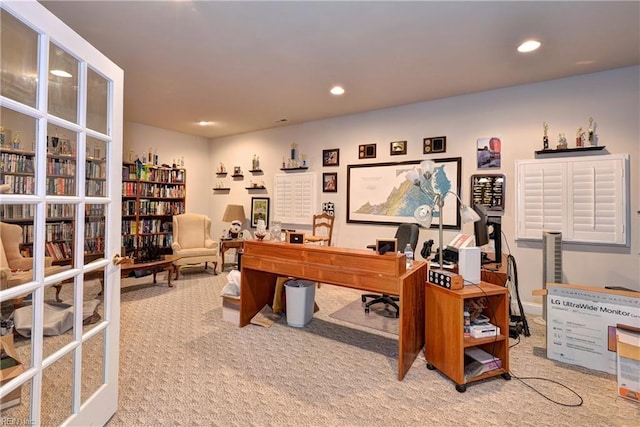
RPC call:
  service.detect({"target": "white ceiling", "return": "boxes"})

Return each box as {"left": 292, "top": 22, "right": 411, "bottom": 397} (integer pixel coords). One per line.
{"left": 40, "top": 1, "right": 640, "bottom": 139}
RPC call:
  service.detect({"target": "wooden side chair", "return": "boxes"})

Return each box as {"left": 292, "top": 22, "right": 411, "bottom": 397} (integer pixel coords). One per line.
{"left": 305, "top": 213, "right": 335, "bottom": 246}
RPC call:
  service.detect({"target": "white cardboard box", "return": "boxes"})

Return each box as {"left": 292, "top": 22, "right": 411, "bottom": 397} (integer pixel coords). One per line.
{"left": 222, "top": 295, "right": 240, "bottom": 325}
{"left": 616, "top": 324, "right": 640, "bottom": 402}
{"left": 470, "top": 323, "right": 500, "bottom": 338}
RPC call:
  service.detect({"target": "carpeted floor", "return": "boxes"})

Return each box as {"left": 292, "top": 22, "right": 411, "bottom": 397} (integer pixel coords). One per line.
{"left": 3, "top": 268, "right": 638, "bottom": 426}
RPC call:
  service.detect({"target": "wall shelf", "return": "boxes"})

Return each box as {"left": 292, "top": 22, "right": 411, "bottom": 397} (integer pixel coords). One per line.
{"left": 231, "top": 174, "right": 244, "bottom": 178}
{"left": 213, "top": 188, "right": 230, "bottom": 191}
{"left": 535, "top": 145, "right": 605, "bottom": 156}
{"left": 280, "top": 166, "right": 308, "bottom": 171}
{"left": 245, "top": 186, "right": 266, "bottom": 190}
{"left": 215, "top": 172, "right": 227, "bottom": 176}
{"left": 249, "top": 169, "right": 263, "bottom": 174}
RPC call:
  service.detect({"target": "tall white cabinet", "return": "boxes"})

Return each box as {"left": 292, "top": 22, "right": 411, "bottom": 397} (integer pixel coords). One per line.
{"left": 516, "top": 154, "right": 629, "bottom": 246}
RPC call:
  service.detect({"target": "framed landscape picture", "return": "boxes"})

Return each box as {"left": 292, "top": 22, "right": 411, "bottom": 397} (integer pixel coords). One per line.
{"left": 346, "top": 157, "right": 462, "bottom": 228}
{"left": 250, "top": 197, "right": 270, "bottom": 228}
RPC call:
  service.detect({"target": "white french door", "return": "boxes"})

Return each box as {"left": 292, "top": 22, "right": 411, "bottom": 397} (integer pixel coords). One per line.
{"left": 0, "top": 1, "right": 123, "bottom": 425}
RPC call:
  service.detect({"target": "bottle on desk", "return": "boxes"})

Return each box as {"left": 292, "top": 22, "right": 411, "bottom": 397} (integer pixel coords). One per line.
{"left": 404, "top": 244, "right": 414, "bottom": 269}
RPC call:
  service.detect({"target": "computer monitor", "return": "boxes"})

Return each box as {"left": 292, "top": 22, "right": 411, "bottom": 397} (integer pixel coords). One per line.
{"left": 472, "top": 203, "right": 502, "bottom": 265}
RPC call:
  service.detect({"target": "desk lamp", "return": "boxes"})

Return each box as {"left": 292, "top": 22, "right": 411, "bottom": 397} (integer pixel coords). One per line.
{"left": 405, "top": 160, "right": 480, "bottom": 272}
{"left": 222, "top": 204, "right": 246, "bottom": 239}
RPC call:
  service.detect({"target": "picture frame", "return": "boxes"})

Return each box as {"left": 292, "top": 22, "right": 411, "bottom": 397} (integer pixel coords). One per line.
{"left": 250, "top": 197, "right": 270, "bottom": 228}
{"left": 322, "top": 149, "right": 340, "bottom": 167}
{"left": 359, "top": 143, "right": 376, "bottom": 159}
{"left": 347, "top": 157, "right": 462, "bottom": 228}
{"left": 322, "top": 172, "right": 337, "bottom": 192}
{"left": 375, "top": 238, "right": 397, "bottom": 255}
{"left": 423, "top": 136, "right": 447, "bottom": 154}
{"left": 286, "top": 231, "right": 305, "bottom": 244}
{"left": 390, "top": 140, "right": 407, "bottom": 156}
{"left": 476, "top": 136, "right": 501, "bottom": 169}
{"left": 470, "top": 173, "right": 505, "bottom": 212}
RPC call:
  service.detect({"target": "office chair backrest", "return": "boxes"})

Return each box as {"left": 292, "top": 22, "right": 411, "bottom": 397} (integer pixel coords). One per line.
{"left": 395, "top": 223, "right": 420, "bottom": 254}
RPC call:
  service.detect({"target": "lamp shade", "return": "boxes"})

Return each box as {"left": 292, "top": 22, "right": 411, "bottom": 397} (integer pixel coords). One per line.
{"left": 222, "top": 204, "right": 246, "bottom": 222}
{"left": 413, "top": 205, "right": 433, "bottom": 227}
{"left": 460, "top": 205, "right": 481, "bottom": 224}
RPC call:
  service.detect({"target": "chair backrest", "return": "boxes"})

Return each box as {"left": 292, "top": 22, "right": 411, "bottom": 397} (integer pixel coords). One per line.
{"left": 173, "top": 213, "right": 212, "bottom": 249}
{"left": 395, "top": 223, "right": 420, "bottom": 253}
{"left": 0, "top": 222, "right": 25, "bottom": 268}
{"left": 312, "top": 213, "right": 335, "bottom": 245}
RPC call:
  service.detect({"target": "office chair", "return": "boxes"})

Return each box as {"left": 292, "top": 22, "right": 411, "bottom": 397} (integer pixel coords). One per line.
{"left": 361, "top": 223, "right": 420, "bottom": 318}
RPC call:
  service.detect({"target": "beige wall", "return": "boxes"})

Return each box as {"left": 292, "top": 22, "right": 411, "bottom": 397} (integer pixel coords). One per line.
{"left": 125, "top": 66, "right": 640, "bottom": 313}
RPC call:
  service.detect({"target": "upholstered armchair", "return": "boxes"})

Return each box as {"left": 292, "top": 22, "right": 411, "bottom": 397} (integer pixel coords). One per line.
{"left": 171, "top": 213, "right": 219, "bottom": 279}
{"left": 1, "top": 222, "right": 54, "bottom": 291}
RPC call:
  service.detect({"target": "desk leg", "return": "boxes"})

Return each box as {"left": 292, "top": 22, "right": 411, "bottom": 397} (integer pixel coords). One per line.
{"left": 239, "top": 268, "right": 277, "bottom": 327}
{"left": 397, "top": 263, "right": 426, "bottom": 380}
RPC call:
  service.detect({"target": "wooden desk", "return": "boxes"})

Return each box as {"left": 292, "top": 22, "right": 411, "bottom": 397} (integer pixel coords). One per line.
{"left": 480, "top": 254, "right": 508, "bottom": 286}
{"left": 240, "top": 241, "right": 426, "bottom": 381}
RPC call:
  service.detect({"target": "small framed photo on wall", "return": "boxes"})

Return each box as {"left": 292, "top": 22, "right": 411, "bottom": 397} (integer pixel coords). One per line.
{"left": 322, "top": 149, "right": 340, "bottom": 167}
{"left": 390, "top": 140, "right": 407, "bottom": 155}
{"left": 423, "top": 136, "right": 446, "bottom": 154}
{"left": 359, "top": 143, "right": 376, "bottom": 159}
{"left": 323, "top": 172, "right": 337, "bottom": 192}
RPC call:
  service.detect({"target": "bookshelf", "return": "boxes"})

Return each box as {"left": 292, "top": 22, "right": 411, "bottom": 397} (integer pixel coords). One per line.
{"left": 0, "top": 147, "right": 107, "bottom": 264}
{"left": 424, "top": 281, "right": 510, "bottom": 392}
{"left": 121, "top": 162, "right": 186, "bottom": 261}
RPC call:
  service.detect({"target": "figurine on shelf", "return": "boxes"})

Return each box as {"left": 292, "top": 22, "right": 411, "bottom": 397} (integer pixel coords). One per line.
{"left": 575, "top": 127, "right": 584, "bottom": 147}
{"left": 0, "top": 126, "right": 6, "bottom": 147}
{"left": 542, "top": 122, "right": 549, "bottom": 150}
{"left": 218, "top": 162, "right": 226, "bottom": 173}
{"left": 12, "top": 131, "right": 21, "bottom": 150}
{"left": 588, "top": 117, "right": 597, "bottom": 146}
{"left": 291, "top": 142, "right": 297, "bottom": 161}
{"left": 301, "top": 154, "right": 307, "bottom": 167}
{"left": 557, "top": 133, "right": 567, "bottom": 150}
{"left": 252, "top": 154, "right": 259, "bottom": 170}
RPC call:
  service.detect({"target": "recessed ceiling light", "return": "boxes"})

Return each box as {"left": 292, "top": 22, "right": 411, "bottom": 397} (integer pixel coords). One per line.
{"left": 330, "top": 86, "right": 345, "bottom": 96}
{"left": 275, "top": 118, "right": 288, "bottom": 123}
{"left": 517, "top": 40, "right": 541, "bottom": 53}
{"left": 198, "top": 121, "right": 211, "bottom": 126}
{"left": 50, "top": 69, "right": 72, "bottom": 78}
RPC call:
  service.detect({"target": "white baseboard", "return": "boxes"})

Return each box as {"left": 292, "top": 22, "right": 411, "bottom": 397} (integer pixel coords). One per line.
{"left": 512, "top": 301, "right": 543, "bottom": 317}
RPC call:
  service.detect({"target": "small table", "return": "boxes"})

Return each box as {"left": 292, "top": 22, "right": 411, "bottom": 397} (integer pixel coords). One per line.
{"left": 120, "top": 255, "right": 178, "bottom": 287}
{"left": 220, "top": 239, "right": 244, "bottom": 270}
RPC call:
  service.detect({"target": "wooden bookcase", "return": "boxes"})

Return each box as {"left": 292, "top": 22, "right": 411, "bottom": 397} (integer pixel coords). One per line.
{"left": 424, "top": 281, "right": 510, "bottom": 392}
{"left": 0, "top": 146, "right": 107, "bottom": 264}
{"left": 121, "top": 162, "right": 186, "bottom": 261}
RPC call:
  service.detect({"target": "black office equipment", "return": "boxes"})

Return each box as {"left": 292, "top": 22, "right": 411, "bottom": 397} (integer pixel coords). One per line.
{"left": 473, "top": 204, "right": 502, "bottom": 265}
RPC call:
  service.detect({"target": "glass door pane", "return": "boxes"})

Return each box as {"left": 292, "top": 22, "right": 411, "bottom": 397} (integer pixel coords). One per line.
{"left": 48, "top": 43, "right": 78, "bottom": 124}
{"left": 87, "top": 68, "right": 108, "bottom": 134}
{"left": 46, "top": 125, "right": 76, "bottom": 196}
{"left": 0, "top": 12, "right": 38, "bottom": 107}
{"left": 1, "top": 107, "right": 37, "bottom": 195}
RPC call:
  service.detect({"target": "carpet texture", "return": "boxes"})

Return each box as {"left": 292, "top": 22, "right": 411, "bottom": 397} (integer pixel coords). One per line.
{"left": 2, "top": 268, "right": 637, "bottom": 426}
{"left": 329, "top": 298, "right": 399, "bottom": 335}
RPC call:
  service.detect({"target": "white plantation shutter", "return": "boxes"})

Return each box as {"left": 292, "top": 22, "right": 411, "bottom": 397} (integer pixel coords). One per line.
{"left": 273, "top": 172, "right": 317, "bottom": 225}
{"left": 517, "top": 161, "right": 565, "bottom": 239}
{"left": 516, "top": 154, "right": 629, "bottom": 245}
{"left": 568, "top": 157, "right": 626, "bottom": 244}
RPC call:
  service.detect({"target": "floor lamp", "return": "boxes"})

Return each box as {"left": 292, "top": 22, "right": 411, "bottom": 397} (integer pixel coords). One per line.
{"left": 405, "top": 160, "right": 480, "bottom": 272}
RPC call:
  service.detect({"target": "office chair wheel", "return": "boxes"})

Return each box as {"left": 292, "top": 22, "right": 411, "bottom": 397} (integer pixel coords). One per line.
{"left": 361, "top": 295, "right": 367, "bottom": 303}
{"left": 364, "top": 307, "right": 370, "bottom": 314}
{"left": 394, "top": 310, "right": 399, "bottom": 318}
{"left": 455, "top": 384, "right": 467, "bottom": 393}
{"left": 502, "top": 373, "right": 512, "bottom": 380}
{"left": 426, "top": 363, "right": 436, "bottom": 370}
